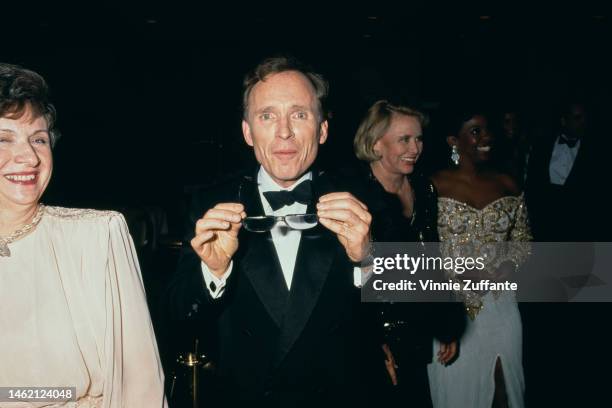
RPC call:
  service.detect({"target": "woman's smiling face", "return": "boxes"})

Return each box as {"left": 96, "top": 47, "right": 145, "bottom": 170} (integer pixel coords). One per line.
{"left": 0, "top": 105, "right": 53, "bottom": 212}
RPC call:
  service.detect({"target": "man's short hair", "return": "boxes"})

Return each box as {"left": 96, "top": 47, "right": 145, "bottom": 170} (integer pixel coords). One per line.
{"left": 0, "top": 62, "right": 59, "bottom": 147}
{"left": 242, "top": 56, "right": 329, "bottom": 122}
{"left": 354, "top": 99, "right": 428, "bottom": 162}
{"left": 559, "top": 99, "right": 587, "bottom": 119}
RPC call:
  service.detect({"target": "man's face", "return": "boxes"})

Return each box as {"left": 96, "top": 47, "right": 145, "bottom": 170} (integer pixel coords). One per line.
{"left": 563, "top": 104, "right": 587, "bottom": 139}
{"left": 242, "top": 71, "right": 328, "bottom": 188}
{"left": 503, "top": 112, "right": 517, "bottom": 139}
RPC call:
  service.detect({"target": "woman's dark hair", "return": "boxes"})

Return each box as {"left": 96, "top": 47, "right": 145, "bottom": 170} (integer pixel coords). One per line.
{"left": 441, "top": 103, "right": 492, "bottom": 137}
{"left": 0, "top": 63, "right": 59, "bottom": 147}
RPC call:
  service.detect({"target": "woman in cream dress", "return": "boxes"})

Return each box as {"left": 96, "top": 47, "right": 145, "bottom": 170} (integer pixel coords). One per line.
{"left": 427, "top": 108, "right": 531, "bottom": 408}
{"left": 0, "top": 63, "right": 166, "bottom": 407}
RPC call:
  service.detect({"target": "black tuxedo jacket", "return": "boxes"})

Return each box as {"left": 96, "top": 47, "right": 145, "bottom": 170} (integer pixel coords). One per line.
{"left": 527, "top": 133, "right": 592, "bottom": 191}
{"left": 522, "top": 133, "right": 611, "bottom": 405}
{"left": 166, "top": 169, "right": 380, "bottom": 407}
{"left": 526, "top": 132, "right": 602, "bottom": 241}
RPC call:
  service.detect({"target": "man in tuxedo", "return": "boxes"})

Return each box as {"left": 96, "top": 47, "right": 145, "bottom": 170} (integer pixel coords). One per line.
{"left": 167, "top": 57, "right": 381, "bottom": 407}
{"left": 526, "top": 100, "right": 600, "bottom": 241}
{"left": 523, "top": 100, "right": 607, "bottom": 405}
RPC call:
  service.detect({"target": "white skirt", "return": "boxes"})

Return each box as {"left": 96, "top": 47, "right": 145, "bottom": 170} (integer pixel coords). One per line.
{"left": 427, "top": 291, "right": 525, "bottom": 408}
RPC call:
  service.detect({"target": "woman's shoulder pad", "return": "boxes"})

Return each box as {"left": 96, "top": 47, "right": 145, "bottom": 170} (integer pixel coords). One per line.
{"left": 43, "top": 206, "right": 122, "bottom": 221}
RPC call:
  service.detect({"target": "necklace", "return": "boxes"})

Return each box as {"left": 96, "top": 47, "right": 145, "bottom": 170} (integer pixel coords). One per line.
{"left": 0, "top": 205, "right": 45, "bottom": 257}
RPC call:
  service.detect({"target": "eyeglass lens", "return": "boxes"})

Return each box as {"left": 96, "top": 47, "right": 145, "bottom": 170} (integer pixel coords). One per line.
{"left": 242, "top": 214, "right": 318, "bottom": 233}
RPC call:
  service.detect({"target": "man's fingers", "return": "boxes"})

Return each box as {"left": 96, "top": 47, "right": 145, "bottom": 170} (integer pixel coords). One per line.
{"left": 318, "top": 192, "right": 368, "bottom": 211}
{"left": 190, "top": 231, "right": 214, "bottom": 251}
{"left": 211, "top": 202, "right": 245, "bottom": 213}
{"left": 195, "top": 205, "right": 246, "bottom": 236}
{"left": 317, "top": 197, "right": 371, "bottom": 222}
{"left": 195, "top": 218, "right": 233, "bottom": 234}
{"left": 317, "top": 208, "right": 356, "bottom": 224}
{"left": 318, "top": 218, "right": 370, "bottom": 258}
{"left": 317, "top": 208, "right": 370, "bottom": 231}
{"left": 318, "top": 217, "right": 352, "bottom": 240}
{"left": 203, "top": 208, "right": 245, "bottom": 224}
{"left": 192, "top": 203, "right": 246, "bottom": 253}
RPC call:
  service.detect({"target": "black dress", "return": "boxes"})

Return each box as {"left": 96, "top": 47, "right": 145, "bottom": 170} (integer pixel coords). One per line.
{"left": 334, "top": 164, "right": 465, "bottom": 407}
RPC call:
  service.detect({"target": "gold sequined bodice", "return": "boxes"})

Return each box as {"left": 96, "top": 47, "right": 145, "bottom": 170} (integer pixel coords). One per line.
{"left": 437, "top": 193, "right": 532, "bottom": 318}
{"left": 439, "top": 193, "right": 531, "bottom": 244}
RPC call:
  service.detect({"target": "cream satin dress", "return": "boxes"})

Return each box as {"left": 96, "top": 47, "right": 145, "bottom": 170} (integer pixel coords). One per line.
{"left": 0, "top": 206, "right": 167, "bottom": 407}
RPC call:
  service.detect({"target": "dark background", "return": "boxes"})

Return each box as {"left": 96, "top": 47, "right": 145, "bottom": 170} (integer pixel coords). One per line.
{"left": 4, "top": 8, "right": 611, "bottom": 216}
{"left": 4, "top": 6, "right": 611, "bottom": 405}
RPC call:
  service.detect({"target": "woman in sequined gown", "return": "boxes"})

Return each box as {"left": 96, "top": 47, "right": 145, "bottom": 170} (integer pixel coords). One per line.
{"left": 427, "top": 108, "right": 531, "bottom": 408}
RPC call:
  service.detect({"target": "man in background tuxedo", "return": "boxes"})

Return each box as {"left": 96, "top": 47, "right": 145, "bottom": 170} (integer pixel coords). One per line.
{"left": 523, "top": 100, "right": 608, "bottom": 405}
{"left": 526, "top": 100, "right": 600, "bottom": 241}
{"left": 166, "top": 57, "right": 382, "bottom": 407}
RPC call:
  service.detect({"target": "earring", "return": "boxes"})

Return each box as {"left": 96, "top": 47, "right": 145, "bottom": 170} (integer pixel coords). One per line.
{"left": 451, "top": 145, "right": 460, "bottom": 165}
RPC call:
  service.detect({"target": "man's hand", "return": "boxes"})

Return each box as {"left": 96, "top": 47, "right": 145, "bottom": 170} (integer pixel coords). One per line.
{"left": 382, "top": 343, "right": 398, "bottom": 386}
{"left": 190, "top": 203, "right": 246, "bottom": 278}
{"left": 437, "top": 341, "right": 457, "bottom": 365}
{"left": 317, "top": 192, "right": 372, "bottom": 263}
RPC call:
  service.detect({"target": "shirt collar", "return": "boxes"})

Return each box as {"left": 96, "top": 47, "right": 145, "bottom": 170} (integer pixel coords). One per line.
{"left": 557, "top": 133, "right": 581, "bottom": 149}
{"left": 257, "top": 166, "right": 313, "bottom": 193}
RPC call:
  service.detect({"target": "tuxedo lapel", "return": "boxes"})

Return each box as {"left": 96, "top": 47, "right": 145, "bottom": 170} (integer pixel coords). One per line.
{"left": 242, "top": 236, "right": 289, "bottom": 328}
{"left": 536, "top": 136, "right": 559, "bottom": 185}
{"left": 545, "top": 137, "right": 557, "bottom": 171}
{"left": 563, "top": 139, "right": 587, "bottom": 187}
{"left": 239, "top": 174, "right": 289, "bottom": 328}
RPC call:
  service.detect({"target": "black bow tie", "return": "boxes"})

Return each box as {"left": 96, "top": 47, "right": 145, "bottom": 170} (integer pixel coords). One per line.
{"left": 263, "top": 180, "right": 313, "bottom": 211}
{"left": 558, "top": 135, "right": 579, "bottom": 148}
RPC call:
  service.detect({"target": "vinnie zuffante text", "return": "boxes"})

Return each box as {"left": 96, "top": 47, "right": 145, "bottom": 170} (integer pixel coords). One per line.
{"left": 369, "top": 254, "right": 518, "bottom": 292}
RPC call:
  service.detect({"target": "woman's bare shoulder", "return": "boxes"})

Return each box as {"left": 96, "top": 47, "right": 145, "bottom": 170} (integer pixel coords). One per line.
{"left": 494, "top": 172, "right": 521, "bottom": 195}
{"left": 431, "top": 169, "right": 459, "bottom": 195}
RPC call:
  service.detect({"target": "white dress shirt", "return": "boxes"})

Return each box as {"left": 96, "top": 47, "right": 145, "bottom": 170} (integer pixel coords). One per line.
{"left": 549, "top": 134, "right": 581, "bottom": 186}
{"left": 201, "top": 167, "right": 362, "bottom": 298}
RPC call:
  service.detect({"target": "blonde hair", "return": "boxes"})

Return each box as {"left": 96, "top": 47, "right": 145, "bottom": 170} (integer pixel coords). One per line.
{"left": 353, "top": 100, "right": 428, "bottom": 162}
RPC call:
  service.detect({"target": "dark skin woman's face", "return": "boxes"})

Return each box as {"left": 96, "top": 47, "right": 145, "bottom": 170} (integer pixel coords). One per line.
{"left": 448, "top": 115, "right": 493, "bottom": 165}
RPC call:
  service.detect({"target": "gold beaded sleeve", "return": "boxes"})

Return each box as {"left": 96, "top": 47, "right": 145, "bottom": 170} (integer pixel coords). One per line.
{"left": 491, "top": 193, "right": 533, "bottom": 274}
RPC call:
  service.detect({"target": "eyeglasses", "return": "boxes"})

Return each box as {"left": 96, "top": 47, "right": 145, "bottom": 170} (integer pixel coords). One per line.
{"left": 242, "top": 214, "right": 319, "bottom": 233}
